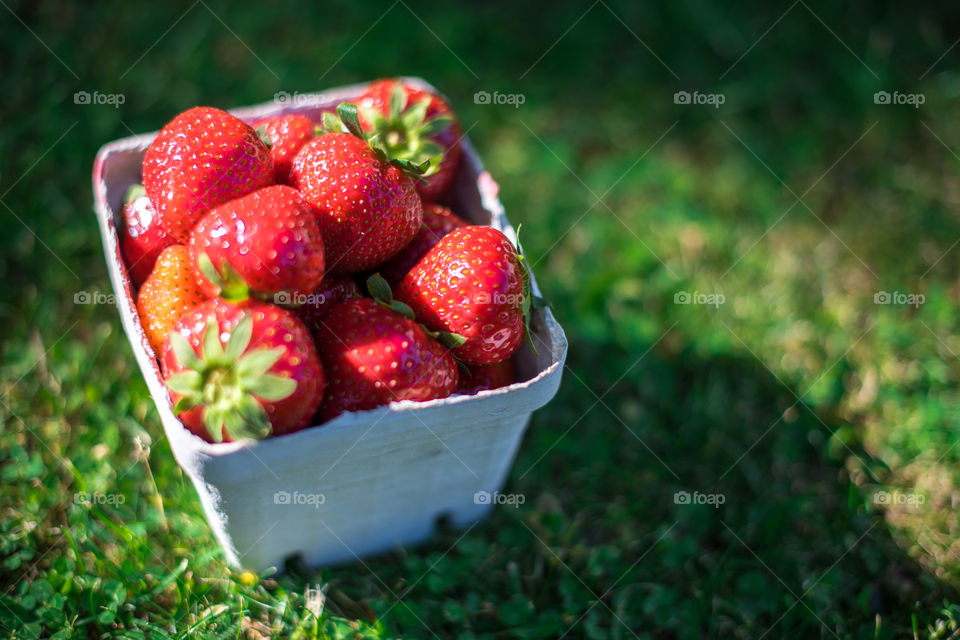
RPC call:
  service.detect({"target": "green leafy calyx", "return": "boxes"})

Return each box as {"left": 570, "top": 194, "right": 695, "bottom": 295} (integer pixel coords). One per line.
{"left": 197, "top": 253, "right": 250, "bottom": 302}
{"left": 365, "top": 273, "right": 467, "bottom": 349}
{"left": 514, "top": 225, "right": 542, "bottom": 356}
{"left": 319, "top": 90, "right": 444, "bottom": 184}
{"left": 366, "top": 273, "right": 416, "bottom": 320}
{"left": 363, "top": 84, "right": 449, "bottom": 181}
{"left": 165, "top": 316, "right": 296, "bottom": 442}
{"left": 255, "top": 125, "right": 273, "bottom": 150}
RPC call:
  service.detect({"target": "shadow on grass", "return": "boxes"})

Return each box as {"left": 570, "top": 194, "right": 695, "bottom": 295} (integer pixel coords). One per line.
{"left": 274, "top": 335, "right": 955, "bottom": 639}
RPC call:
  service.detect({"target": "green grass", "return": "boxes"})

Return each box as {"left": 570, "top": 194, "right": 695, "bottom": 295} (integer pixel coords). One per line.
{"left": 4, "top": 0, "right": 960, "bottom": 637}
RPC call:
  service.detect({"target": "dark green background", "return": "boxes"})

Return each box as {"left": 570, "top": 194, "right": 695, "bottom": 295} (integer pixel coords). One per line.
{"left": 3, "top": 1, "right": 960, "bottom": 638}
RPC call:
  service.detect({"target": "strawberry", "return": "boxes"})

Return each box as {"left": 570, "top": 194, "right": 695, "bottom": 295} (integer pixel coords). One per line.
{"left": 189, "top": 185, "right": 325, "bottom": 302}
{"left": 289, "top": 104, "right": 423, "bottom": 273}
{"left": 396, "top": 225, "right": 530, "bottom": 366}
{"left": 458, "top": 360, "right": 515, "bottom": 395}
{"left": 121, "top": 184, "right": 177, "bottom": 286}
{"left": 357, "top": 79, "right": 462, "bottom": 201}
{"left": 143, "top": 106, "right": 274, "bottom": 242}
{"left": 252, "top": 114, "right": 316, "bottom": 185}
{"left": 137, "top": 245, "right": 207, "bottom": 354}
{"left": 315, "top": 297, "right": 458, "bottom": 421}
{"left": 161, "top": 299, "right": 323, "bottom": 442}
{"left": 378, "top": 203, "right": 467, "bottom": 285}
{"left": 291, "top": 274, "right": 361, "bottom": 338}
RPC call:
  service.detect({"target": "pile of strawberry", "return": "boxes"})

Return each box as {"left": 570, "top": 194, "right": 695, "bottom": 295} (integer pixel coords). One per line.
{"left": 122, "top": 79, "right": 535, "bottom": 443}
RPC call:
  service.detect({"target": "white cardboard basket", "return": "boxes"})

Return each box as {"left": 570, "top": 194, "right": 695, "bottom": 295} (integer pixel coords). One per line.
{"left": 92, "top": 79, "right": 567, "bottom": 571}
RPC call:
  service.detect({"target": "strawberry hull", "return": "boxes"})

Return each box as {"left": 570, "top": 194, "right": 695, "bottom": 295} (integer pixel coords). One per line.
{"left": 92, "top": 79, "right": 567, "bottom": 571}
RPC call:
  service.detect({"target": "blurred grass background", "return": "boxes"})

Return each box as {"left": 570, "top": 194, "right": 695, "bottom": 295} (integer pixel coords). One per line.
{"left": 4, "top": 0, "right": 960, "bottom": 637}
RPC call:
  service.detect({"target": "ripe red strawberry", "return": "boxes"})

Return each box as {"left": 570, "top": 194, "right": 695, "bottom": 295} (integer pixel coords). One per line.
{"left": 290, "top": 125, "right": 422, "bottom": 273}
{"left": 121, "top": 185, "right": 177, "bottom": 286}
{"left": 189, "top": 185, "right": 325, "bottom": 302}
{"left": 397, "top": 226, "right": 529, "bottom": 366}
{"left": 378, "top": 203, "right": 467, "bottom": 285}
{"left": 291, "top": 274, "right": 361, "bottom": 338}
{"left": 137, "top": 245, "right": 207, "bottom": 355}
{"left": 143, "top": 106, "right": 274, "bottom": 241}
{"left": 357, "top": 79, "right": 462, "bottom": 201}
{"left": 315, "top": 298, "right": 458, "bottom": 421}
{"left": 161, "top": 299, "right": 323, "bottom": 442}
{"left": 252, "top": 114, "right": 316, "bottom": 185}
{"left": 458, "top": 360, "right": 516, "bottom": 395}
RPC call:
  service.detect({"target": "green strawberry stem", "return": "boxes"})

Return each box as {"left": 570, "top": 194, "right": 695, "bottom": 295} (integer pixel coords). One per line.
{"left": 429, "top": 329, "right": 468, "bottom": 349}
{"left": 197, "top": 253, "right": 251, "bottom": 302}
{"left": 361, "top": 84, "right": 447, "bottom": 177}
{"left": 337, "top": 103, "right": 365, "bottom": 139}
{"left": 366, "top": 272, "right": 415, "bottom": 319}
{"left": 254, "top": 125, "right": 273, "bottom": 149}
{"left": 366, "top": 273, "right": 466, "bottom": 349}
{"left": 165, "top": 316, "right": 296, "bottom": 442}
{"left": 319, "top": 101, "right": 433, "bottom": 184}
{"left": 514, "top": 225, "right": 540, "bottom": 357}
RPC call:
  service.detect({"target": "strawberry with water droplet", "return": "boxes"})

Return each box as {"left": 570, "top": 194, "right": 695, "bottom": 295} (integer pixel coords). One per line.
{"left": 188, "top": 185, "right": 326, "bottom": 303}
{"left": 253, "top": 114, "right": 317, "bottom": 185}
{"left": 397, "top": 225, "right": 532, "bottom": 365}
{"left": 289, "top": 104, "right": 423, "bottom": 273}
{"left": 143, "top": 106, "right": 274, "bottom": 241}
{"left": 121, "top": 184, "right": 177, "bottom": 286}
